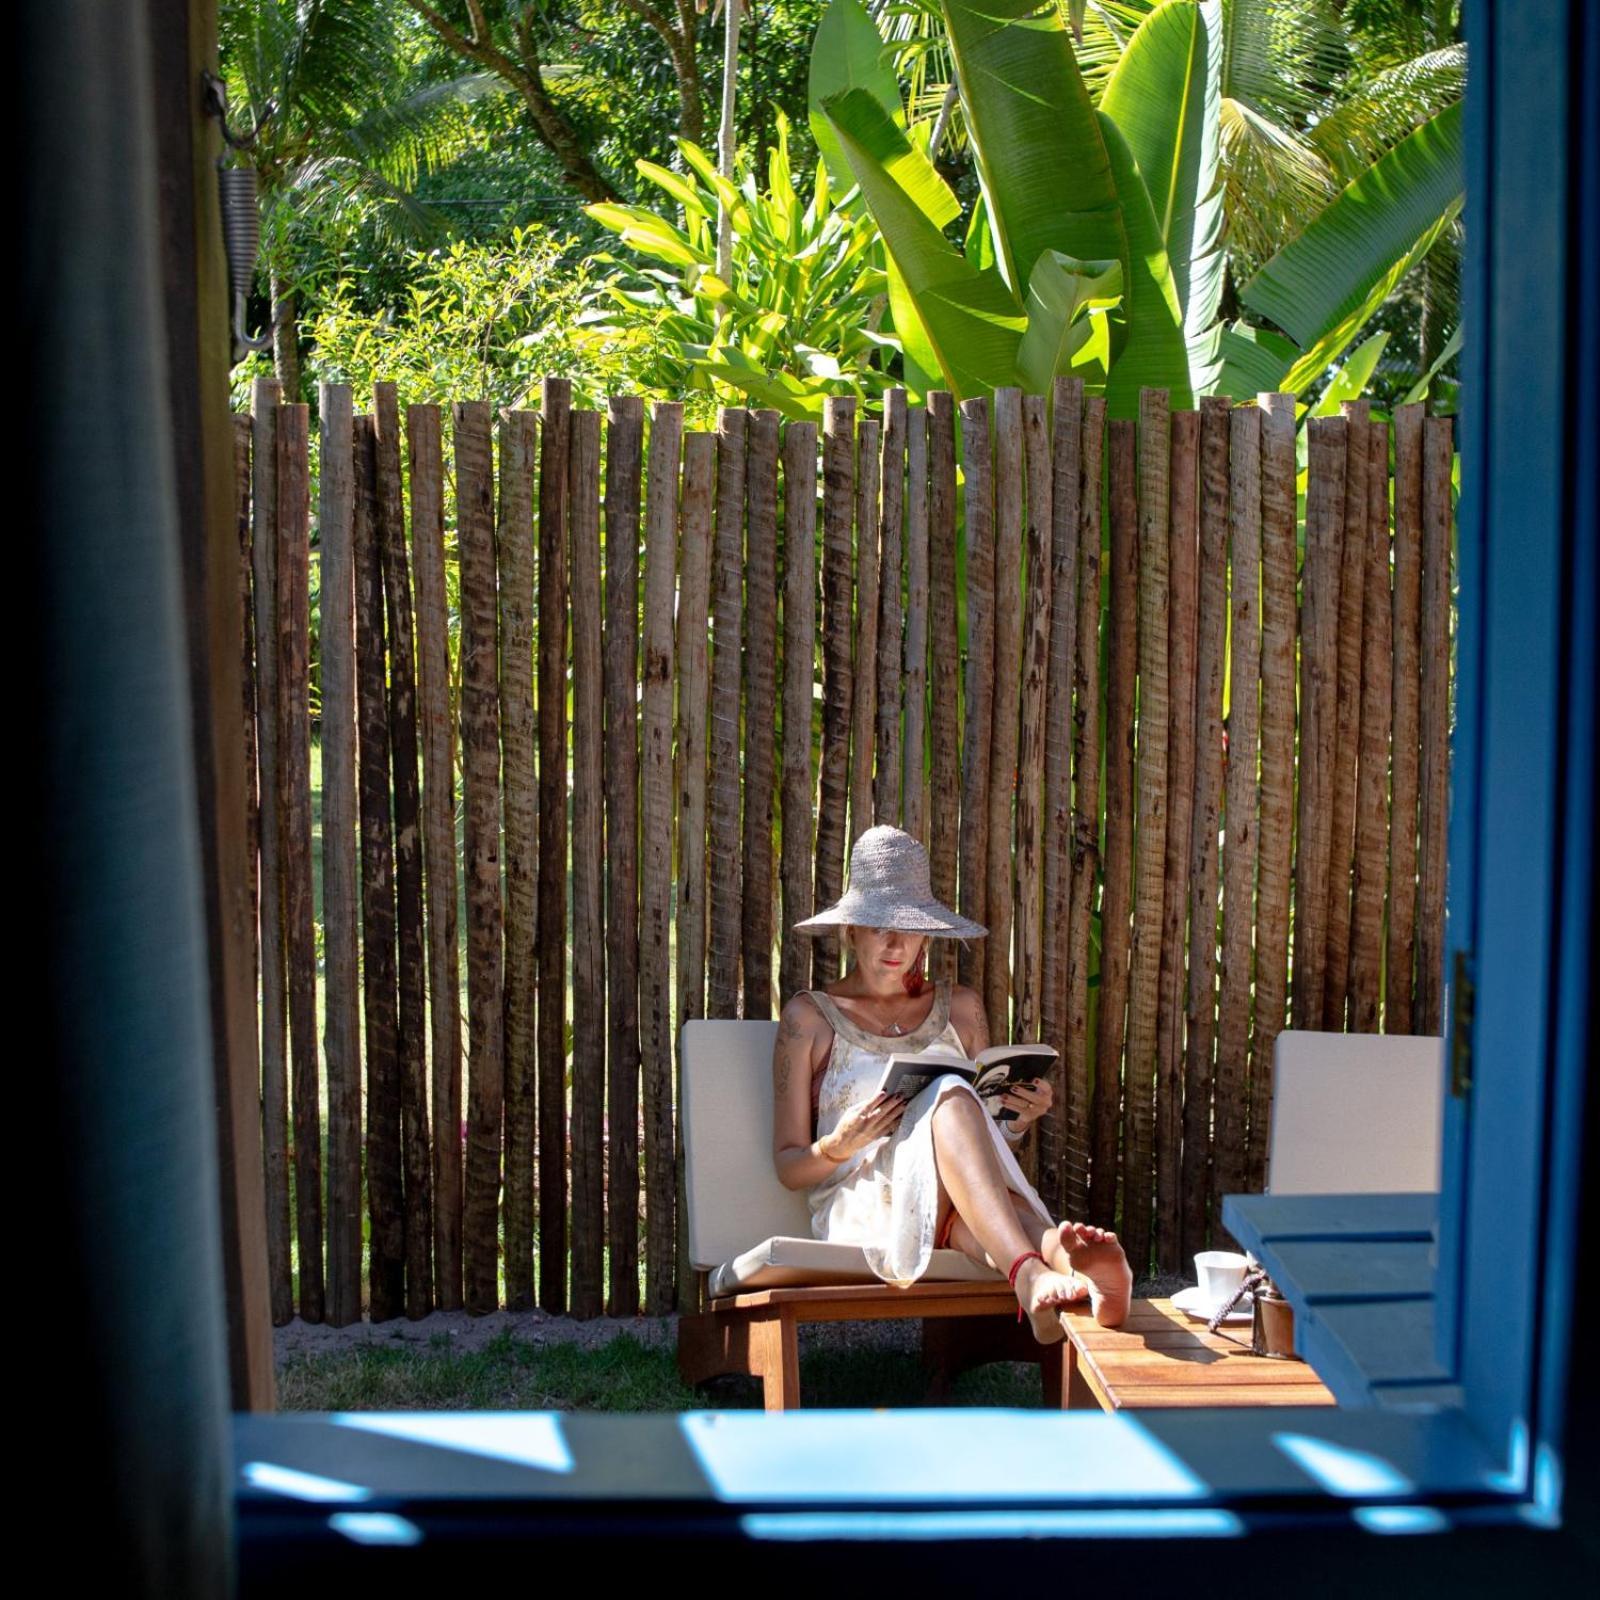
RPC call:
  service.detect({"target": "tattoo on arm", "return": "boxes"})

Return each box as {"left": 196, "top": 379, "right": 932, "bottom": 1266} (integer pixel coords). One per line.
{"left": 774, "top": 1007, "right": 809, "bottom": 1098}
{"left": 967, "top": 995, "right": 991, "bottom": 1057}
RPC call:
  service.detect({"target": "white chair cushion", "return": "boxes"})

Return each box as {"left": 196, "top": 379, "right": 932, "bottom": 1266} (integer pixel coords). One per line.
{"left": 680, "top": 1020, "right": 807, "bottom": 1270}
{"left": 1267, "top": 1030, "right": 1445, "bottom": 1194}
{"left": 708, "top": 1237, "right": 1004, "bottom": 1299}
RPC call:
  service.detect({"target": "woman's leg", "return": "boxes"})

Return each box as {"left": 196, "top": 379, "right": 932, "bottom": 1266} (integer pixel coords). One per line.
{"left": 945, "top": 1190, "right": 1134, "bottom": 1329}
{"left": 928, "top": 1091, "right": 1077, "bottom": 1343}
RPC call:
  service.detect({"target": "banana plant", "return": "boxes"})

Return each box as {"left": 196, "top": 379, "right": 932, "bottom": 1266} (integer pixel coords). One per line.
{"left": 1098, "top": 0, "right": 1227, "bottom": 395}
{"left": 813, "top": 0, "right": 1463, "bottom": 415}
{"left": 581, "top": 112, "right": 895, "bottom": 420}
{"left": 814, "top": 0, "right": 1194, "bottom": 416}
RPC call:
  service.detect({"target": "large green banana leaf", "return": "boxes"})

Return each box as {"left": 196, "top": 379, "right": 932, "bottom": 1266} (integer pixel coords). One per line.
{"left": 1238, "top": 99, "right": 1464, "bottom": 396}
{"left": 1016, "top": 252, "right": 1123, "bottom": 395}
{"left": 1277, "top": 201, "right": 1460, "bottom": 395}
{"left": 940, "top": 0, "right": 1192, "bottom": 415}
{"left": 810, "top": 0, "right": 959, "bottom": 397}
{"left": 1100, "top": 0, "right": 1226, "bottom": 393}
{"left": 822, "top": 86, "right": 1025, "bottom": 396}
{"left": 1308, "top": 330, "right": 1390, "bottom": 418}
{"left": 885, "top": 255, "right": 941, "bottom": 398}
{"left": 1098, "top": 112, "right": 1195, "bottom": 413}
{"left": 1213, "top": 321, "right": 1300, "bottom": 400}
{"left": 807, "top": 0, "right": 905, "bottom": 195}
{"left": 940, "top": 0, "right": 1120, "bottom": 298}
{"left": 1402, "top": 324, "right": 1462, "bottom": 404}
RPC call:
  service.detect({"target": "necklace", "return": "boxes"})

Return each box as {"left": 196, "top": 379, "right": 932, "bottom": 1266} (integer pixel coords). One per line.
{"left": 853, "top": 985, "right": 922, "bottom": 1037}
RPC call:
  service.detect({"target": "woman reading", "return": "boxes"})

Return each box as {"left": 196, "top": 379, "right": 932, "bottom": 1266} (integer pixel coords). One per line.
{"left": 772, "top": 824, "right": 1133, "bottom": 1345}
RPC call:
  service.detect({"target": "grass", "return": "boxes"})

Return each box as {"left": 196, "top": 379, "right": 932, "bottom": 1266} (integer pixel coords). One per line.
{"left": 275, "top": 1329, "right": 1049, "bottom": 1413}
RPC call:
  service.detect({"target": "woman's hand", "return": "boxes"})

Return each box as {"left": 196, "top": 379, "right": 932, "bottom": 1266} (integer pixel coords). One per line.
{"left": 996, "top": 1077, "right": 1053, "bottom": 1131}
{"left": 820, "top": 1091, "right": 908, "bottom": 1161}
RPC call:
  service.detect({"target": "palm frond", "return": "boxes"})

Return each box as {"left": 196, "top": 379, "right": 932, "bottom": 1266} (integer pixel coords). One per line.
{"left": 342, "top": 71, "right": 511, "bottom": 189}
{"left": 289, "top": 152, "right": 450, "bottom": 248}
{"left": 1218, "top": 95, "right": 1334, "bottom": 269}
{"left": 1074, "top": 2, "right": 1157, "bottom": 98}
{"left": 1309, "top": 43, "right": 1466, "bottom": 183}
{"left": 1220, "top": 0, "right": 1349, "bottom": 125}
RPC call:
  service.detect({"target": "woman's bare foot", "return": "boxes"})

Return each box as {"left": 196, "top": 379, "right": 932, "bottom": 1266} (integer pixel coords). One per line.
{"left": 1057, "top": 1222, "right": 1134, "bottom": 1327}
{"left": 1013, "top": 1259, "right": 1076, "bottom": 1345}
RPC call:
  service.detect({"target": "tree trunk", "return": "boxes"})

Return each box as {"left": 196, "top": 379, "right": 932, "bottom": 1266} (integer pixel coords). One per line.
{"left": 716, "top": 1, "right": 742, "bottom": 290}
{"left": 1039, "top": 377, "right": 1083, "bottom": 1218}
{"left": 815, "top": 399, "right": 856, "bottom": 985}
{"left": 850, "top": 418, "right": 883, "bottom": 845}
{"left": 1324, "top": 399, "right": 1371, "bottom": 1028}
{"left": 902, "top": 406, "right": 930, "bottom": 838}
{"left": 674, "top": 430, "right": 718, "bottom": 1309}
{"left": 779, "top": 421, "right": 819, "bottom": 1006}
{"left": 985, "top": 390, "right": 1025, "bottom": 1044}
{"left": 1386, "top": 403, "right": 1426, "bottom": 1034}
{"left": 604, "top": 396, "right": 644, "bottom": 1316}
{"left": 1346, "top": 419, "right": 1393, "bottom": 1036}
{"left": 640, "top": 405, "right": 683, "bottom": 1317}
{"left": 743, "top": 409, "right": 781, "bottom": 1020}
{"left": 268, "top": 267, "right": 300, "bottom": 402}
{"left": 1416, "top": 418, "right": 1454, "bottom": 1033}
{"left": 1013, "top": 394, "right": 1052, "bottom": 1059}
{"left": 927, "top": 395, "right": 960, "bottom": 987}
{"left": 536, "top": 378, "right": 571, "bottom": 1313}
{"left": 707, "top": 408, "right": 748, "bottom": 1018}
{"left": 1180, "top": 396, "right": 1231, "bottom": 1259}
{"left": 569, "top": 410, "right": 607, "bottom": 1318}
{"left": 455, "top": 401, "right": 504, "bottom": 1317}
{"left": 875, "top": 390, "right": 908, "bottom": 826}
{"left": 1215, "top": 405, "right": 1261, "bottom": 1227}
{"left": 1064, "top": 395, "right": 1104, "bottom": 1223}
{"left": 495, "top": 408, "right": 537, "bottom": 1315}
{"left": 373, "top": 383, "right": 431, "bottom": 1319}
{"left": 1292, "top": 418, "right": 1349, "bottom": 1031}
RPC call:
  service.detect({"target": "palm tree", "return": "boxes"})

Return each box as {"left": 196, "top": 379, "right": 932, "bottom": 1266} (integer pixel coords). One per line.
{"left": 220, "top": 0, "right": 502, "bottom": 398}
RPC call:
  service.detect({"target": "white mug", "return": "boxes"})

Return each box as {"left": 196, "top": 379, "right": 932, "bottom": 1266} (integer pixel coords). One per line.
{"left": 1195, "top": 1250, "right": 1250, "bottom": 1308}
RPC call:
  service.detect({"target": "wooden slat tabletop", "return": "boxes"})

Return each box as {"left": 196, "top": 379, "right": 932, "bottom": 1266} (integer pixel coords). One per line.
{"left": 1061, "top": 1298, "right": 1337, "bottom": 1410}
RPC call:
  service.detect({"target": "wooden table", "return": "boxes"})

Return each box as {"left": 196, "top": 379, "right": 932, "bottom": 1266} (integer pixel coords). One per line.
{"left": 1059, "top": 1297, "right": 1337, "bottom": 1411}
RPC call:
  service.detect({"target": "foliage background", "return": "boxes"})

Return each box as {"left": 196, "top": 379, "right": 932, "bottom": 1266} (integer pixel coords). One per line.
{"left": 225, "top": 0, "right": 1462, "bottom": 420}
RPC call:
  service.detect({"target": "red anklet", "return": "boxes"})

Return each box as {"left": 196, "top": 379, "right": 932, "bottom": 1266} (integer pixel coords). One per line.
{"left": 1008, "top": 1249, "right": 1048, "bottom": 1322}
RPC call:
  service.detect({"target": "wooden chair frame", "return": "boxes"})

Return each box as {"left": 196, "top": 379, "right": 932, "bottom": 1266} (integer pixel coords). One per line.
{"left": 677, "top": 1277, "right": 1092, "bottom": 1411}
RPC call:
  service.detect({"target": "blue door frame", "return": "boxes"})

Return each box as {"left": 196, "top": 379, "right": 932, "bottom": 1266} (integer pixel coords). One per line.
{"left": 1436, "top": 0, "right": 1598, "bottom": 1492}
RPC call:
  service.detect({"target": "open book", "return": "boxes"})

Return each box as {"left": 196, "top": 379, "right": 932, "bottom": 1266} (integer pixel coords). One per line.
{"left": 875, "top": 1043, "right": 1057, "bottom": 1123}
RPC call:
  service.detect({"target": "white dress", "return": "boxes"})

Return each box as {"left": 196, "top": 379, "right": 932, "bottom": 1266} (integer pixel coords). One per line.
{"left": 803, "top": 978, "right": 1054, "bottom": 1287}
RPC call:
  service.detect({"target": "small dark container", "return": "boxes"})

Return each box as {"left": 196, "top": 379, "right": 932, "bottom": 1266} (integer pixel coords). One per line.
{"left": 1250, "top": 1281, "right": 1302, "bottom": 1361}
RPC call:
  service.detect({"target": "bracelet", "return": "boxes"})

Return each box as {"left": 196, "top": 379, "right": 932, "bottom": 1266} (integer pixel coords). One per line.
{"left": 1001, "top": 1117, "right": 1027, "bottom": 1143}
{"left": 816, "top": 1136, "right": 849, "bottom": 1164}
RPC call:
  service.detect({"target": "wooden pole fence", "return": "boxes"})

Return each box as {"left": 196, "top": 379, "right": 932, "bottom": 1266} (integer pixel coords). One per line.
{"left": 241, "top": 382, "right": 1458, "bottom": 1307}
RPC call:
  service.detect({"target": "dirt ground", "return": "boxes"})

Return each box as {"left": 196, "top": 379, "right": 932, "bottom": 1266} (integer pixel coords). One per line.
{"left": 272, "top": 1272, "right": 1192, "bottom": 1366}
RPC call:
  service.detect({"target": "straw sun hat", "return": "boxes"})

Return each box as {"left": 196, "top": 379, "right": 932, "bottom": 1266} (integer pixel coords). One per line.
{"left": 792, "top": 824, "right": 988, "bottom": 940}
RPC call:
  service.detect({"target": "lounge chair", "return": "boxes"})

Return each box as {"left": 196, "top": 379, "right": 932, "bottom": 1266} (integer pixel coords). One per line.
{"left": 674, "top": 1019, "right": 1074, "bottom": 1410}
